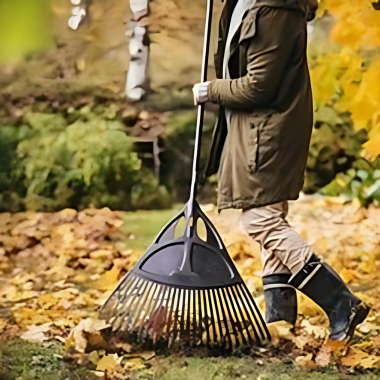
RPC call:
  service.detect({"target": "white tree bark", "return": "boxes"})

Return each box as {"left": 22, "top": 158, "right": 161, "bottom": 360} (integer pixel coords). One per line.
{"left": 125, "top": 0, "right": 150, "bottom": 101}
{"left": 68, "top": 0, "right": 88, "bottom": 30}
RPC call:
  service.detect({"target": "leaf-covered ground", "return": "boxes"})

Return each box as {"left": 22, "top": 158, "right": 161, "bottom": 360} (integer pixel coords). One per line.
{"left": 1, "top": 198, "right": 380, "bottom": 379}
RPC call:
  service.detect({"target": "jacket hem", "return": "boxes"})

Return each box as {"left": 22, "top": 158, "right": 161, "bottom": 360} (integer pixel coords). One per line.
{"left": 217, "top": 194, "right": 300, "bottom": 212}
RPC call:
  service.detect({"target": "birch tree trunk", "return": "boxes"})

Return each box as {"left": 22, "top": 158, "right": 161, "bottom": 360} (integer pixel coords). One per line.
{"left": 68, "top": 0, "right": 89, "bottom": 30}
{"left": 125, "top": 0, "right": 150, "bottom": 101}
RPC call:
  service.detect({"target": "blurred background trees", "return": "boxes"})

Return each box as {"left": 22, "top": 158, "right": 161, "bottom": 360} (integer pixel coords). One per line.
{"left": 0, "top": 0, "right": 380, "bottom": 212}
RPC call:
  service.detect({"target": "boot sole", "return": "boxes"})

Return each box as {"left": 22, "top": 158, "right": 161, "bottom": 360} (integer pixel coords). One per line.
{"left": 331, "top": 303, "right": 370, "bottom": 342}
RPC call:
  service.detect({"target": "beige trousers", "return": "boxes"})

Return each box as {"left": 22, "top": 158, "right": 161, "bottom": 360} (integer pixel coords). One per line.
{"left": 242, "top": 201, "right": 313, "bottom": 277}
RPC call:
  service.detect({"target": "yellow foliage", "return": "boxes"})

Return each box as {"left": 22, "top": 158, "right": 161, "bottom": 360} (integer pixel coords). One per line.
{"left": 312, "top": 0, "right": 380, "bottom": 159}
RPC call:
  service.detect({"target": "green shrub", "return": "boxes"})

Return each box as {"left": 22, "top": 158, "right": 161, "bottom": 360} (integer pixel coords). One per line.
{"left": 304, "top": 105, "right": 368, "bottom": 193}
{"left": 0, "top": 107, "right": 172, "bottom": 211}
{"left": 320, "top": 158, "right": 380, "bottom": 206}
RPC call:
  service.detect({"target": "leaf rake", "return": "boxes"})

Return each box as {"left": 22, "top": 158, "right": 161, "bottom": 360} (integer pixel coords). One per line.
{"left": 100, "top": 0, "right": 270, "bottom": 349}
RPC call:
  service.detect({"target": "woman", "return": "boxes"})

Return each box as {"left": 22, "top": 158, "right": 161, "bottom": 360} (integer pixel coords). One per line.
{"left": 193, "top": 0, "right": 369, "bottom": 342}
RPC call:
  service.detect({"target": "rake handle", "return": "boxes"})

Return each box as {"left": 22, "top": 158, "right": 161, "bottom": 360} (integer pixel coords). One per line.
{"left": 189, "top": 0, "right": 213, "bottom": 201}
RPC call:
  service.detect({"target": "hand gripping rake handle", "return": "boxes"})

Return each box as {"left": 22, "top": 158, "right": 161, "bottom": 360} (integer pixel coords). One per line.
{"left": 189, "top": 0, "right": 213, "bottom": 201}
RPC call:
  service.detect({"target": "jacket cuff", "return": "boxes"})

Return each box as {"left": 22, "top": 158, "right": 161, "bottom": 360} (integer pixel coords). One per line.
{"left": 207, "top": 80, "right": 220, "bottom": 103}
{"left": 207, "top": 79, "right": 233, "bottom": 105}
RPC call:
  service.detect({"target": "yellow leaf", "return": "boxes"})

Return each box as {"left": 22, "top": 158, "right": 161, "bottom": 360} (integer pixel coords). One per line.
{"left": 96, "top": 354, "right": 118, "bottom": 371}
{"left": 88, "top": 350, "right": 100, "bottom": 365}
{"left": 295, "top": 353, "right": 317, "bottom": 370}
{"left": 341, "top": 348, "right": 380, "bottom": 368}
{"left": 363, "top": 138, "right": 380, "bottom": 158}
{"left": 339, "top": 268, "right": 357, "bottom": 284}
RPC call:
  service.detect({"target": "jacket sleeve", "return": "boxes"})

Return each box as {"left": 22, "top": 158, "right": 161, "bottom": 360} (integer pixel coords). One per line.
{"left": 207, "top": 7, "right": 303, "bottom": 110}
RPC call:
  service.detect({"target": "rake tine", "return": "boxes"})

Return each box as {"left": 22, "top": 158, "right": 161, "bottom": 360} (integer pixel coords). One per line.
{"left": 196, "top": 290, "right": 203, "bottom": 345}
{"left": 119, "top": 276, "right": 144, "bottom": 313}
{"left": 120, "top": 277, "right": 145, "bottom": 330}
{"left": 151, "top": 285, "right": 168, "bottom": 343}
{"left": 101, "top": 271, "right": 132, "bottom": 312}
{"left": 242, "top": 282, "right": 270, "bottom": 341}
{"left": 238, "top": 283, "right": 262, "bottom": 341}
{"left": 124, "top": 278, "right": 149, "bottom": 327}
{"left": 192, "top": 290, "right": 197, "bottom": 346}
{"left": 211, "top": 288, "right": 225, "bottom": 347}
{"left": 230, "top": 286, "right": 252, "bottom": 345}
{"left": 106, "top": 273, "right": 136, "bottom": 319}
{"left": 214, "top": 288, "right": 232, "bottom": 349}
{"left": 138, "top": 282, "right": 158, "bottom": 339}
{"left": 143, "top": 284, "right": 165, "bottom": 338}
{"left": 118, "top": 274, "right": 139, "bottom": 306}
{"left": 129, "top": 280, "right": 152, "bottom": 332}
{"left": 160, "top": 286, "right": 174, "bottom": 341}
{"left": 166, "top": 287, "right": 178, "bottom": 339}
{"left": 201, "top": 289, "right": 211, "bottom": 347}
{"left": 178, "top": 289, "right": 186, "bottom": 342}
{"left": 220, "top": 287, "right": 240, "bottom": 347}
{"left": 231, "top": 285, "right": 255, "bottom": 344}
{"left": 110, "top": 276, "right": 140, "bottom": 330}
{"left": 225, "top": 287, "right": 247, "bottom": 346}
{"left": 240, "top": 283, "right": 268, "bottom": 342}
{"left": 168, "top": 288, "right": 181, "bottom": 346}
{"left": 173, "top": 289, "right": 183, "bottom": 344}
{"left": 186, "top": 289, "right": 191, "bottom": 344}
{"left": 207, "top": 289, "right": 218, "bottom": 345}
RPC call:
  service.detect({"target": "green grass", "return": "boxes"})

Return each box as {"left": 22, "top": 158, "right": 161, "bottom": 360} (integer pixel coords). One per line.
{"left": 135, "top": 355, "right": 380, "bottom": 380}
{"left": 120, "top": 205, "right": 184, "bottom": 252}
{"left": 0, "top": 339, "right": 95, "bottom": 380}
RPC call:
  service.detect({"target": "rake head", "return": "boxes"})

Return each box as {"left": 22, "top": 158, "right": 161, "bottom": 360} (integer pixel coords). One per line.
{"left": 100, "top": 200, "right": 270, "bottom": 349}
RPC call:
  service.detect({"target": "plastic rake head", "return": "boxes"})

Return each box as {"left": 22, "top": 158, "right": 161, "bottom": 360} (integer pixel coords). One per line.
{"left": 101, "top": 200, "right": 270, "bottom": 348}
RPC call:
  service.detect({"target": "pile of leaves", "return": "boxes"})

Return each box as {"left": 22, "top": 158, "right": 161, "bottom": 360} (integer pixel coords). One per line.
{"left": 0, "top": 207, "right": 130, "bottom": 347}
{"left": 1, "top": 199, "right": 380, "bottom": 378}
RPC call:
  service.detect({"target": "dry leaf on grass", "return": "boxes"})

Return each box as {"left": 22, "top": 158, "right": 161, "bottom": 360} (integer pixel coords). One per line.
{"left": 300, "top": 319, "right": 327, "bottom": 339}
{"left": 295, "top": 353, "right": 317, "bottom": 370}
{"left": 266, "top": 321, "right": 295, "bottom": 347}
{"left": 88, "top": 350, "right": 100, "bottom": 365}
{"left": 140, "top": 351, "right": 155, "bottom": 361}
{"left": 96, "top": 354, "right": 118, "bottom": 371}
{"left": 315, "top": 345, "right": 331, "bottom": 367}
{"left": 65, "top": 317, "right": 110, "bottom": 353}
{"left": 325, "top": 339, "right": 346, "bottom": 352}
{"left": 20, "top": 322, "right": 53, "bottom": 343}
{"left": 341, "top": 348, "right": 380, "bottom": 368}
{"left": 0, "top": 318, "right": 7, "bottom": 334}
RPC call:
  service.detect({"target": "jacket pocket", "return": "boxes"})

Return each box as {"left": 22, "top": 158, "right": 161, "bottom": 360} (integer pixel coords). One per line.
{"left": 248, "top": 121, "right": 262, "bottom": 174}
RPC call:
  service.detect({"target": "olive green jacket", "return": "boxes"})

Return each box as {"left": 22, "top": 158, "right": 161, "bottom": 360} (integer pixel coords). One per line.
{"left": 206, "top": 0, "right": 313, "bottom": 210}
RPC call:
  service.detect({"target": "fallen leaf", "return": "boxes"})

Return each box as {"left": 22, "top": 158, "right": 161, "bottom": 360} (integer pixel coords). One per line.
{"left": 140, "top": 351, "right": 155, "bottom": 361}
{"left": 20, "top": 322, "right": 53, "bottom": 343}
{"left": 65, "top": 318, "right": 110, "bottom": 353}
{"left": 266, "top": 321, "right": 295, "bottom": 347}
{"left": 96, "top": 354, "right": 118, "bottom": 371}
{"left": 88, "top": 350, "right": 100, "bottom": 365}
{"left": 341, "top": 348, "right": 380, "bottom": 368}
{"left": 300, "top": 319, "right": 327, "bottom": 339}
{"left": 315, "top": 345, "right": 331, "bottom": 367}
{"left": 295, "top": 353, "right": 317, "bottom": 370}
{"left": 339, "top": 268, "right": 358, "bottom": 284}
{"left": 325, "top": 339, "right": 346, "bottom": 351}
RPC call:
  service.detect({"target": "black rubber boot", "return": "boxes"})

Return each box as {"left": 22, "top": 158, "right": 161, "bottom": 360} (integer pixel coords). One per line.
{"left": 263, "top": 274, "right": 298, "bottom": 325}
{"left": 288, "top": 254, "right": 370, "bottom": 341}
